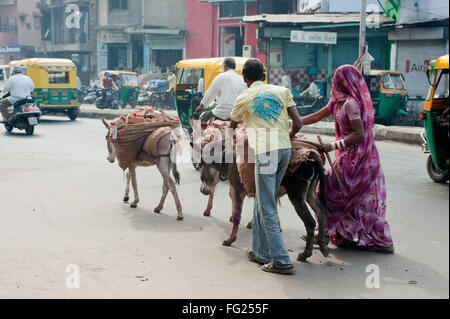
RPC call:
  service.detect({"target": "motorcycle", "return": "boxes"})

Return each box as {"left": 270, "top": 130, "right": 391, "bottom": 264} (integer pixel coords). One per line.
{"left": 295, "top": 95, "right": 328, "bottom": 116}
{"left": 1, "top": 93, "right": 41, "bottom": 135}
{"left": 95, "top": 87, "right": 119, "bottom": 110}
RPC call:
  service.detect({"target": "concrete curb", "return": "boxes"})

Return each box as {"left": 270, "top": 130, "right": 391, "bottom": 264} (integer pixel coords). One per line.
{"left": 301, "top": 121, "right": 424, "bottom": 145}
{"left": 62, "top": 107, "right": 424, "bottom": 145}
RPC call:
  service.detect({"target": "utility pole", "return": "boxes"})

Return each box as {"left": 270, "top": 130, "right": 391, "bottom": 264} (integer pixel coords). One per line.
{"left": 359, "top": 0, "right": 367, "bottom": 55}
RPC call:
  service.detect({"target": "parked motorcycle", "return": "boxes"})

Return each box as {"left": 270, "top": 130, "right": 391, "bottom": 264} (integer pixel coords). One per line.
{"left": 1, "top": 94, "right": 41, "bottom": 135}
{"left": 95, "top": 88, "right": 119, "bottom": 110}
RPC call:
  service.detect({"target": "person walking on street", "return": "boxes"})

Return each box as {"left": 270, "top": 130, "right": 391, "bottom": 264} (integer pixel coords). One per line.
{"left": 301, "top": 64, "right": 394, "bottom": 253}
{"left": 229, "top": 58, "right": 303, "bottom": 275}
{"left": 0, "top": 66, "right": 35, "bottom": 122}
{"left": 195, "top": 57, "right": 247, "bottom": 122}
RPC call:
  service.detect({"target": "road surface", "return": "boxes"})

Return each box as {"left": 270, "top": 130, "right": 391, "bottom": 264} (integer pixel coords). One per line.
{"left": 0, "top": 117, "right": 448, "bottom": 299}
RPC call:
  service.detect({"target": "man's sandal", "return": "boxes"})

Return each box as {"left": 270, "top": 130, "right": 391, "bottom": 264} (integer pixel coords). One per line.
{"left": 247, "top": 251, "right": 267, "bottom": 265}
{"left": 261, "top": 262, "right": 295, "bottom": 275}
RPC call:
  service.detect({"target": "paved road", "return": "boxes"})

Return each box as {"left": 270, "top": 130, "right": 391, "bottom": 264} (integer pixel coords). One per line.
{"left": 0, "top": 117, "right": 448, "bottom": 299}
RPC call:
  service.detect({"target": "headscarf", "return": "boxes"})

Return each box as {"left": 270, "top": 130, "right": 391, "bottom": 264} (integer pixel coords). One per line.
{"left": 328, "top": 64, "right": 374, "bottom": 130}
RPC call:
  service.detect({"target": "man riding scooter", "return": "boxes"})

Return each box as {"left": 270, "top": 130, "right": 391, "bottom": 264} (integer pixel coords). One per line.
{"left": 99, "top": 72, "right": 119, "bottom": 108}
{"left": 0, "top": 66, "right": 35, "bottom": 122}
{"left": 298, "top": 72, "right": 321, "bottom": 104}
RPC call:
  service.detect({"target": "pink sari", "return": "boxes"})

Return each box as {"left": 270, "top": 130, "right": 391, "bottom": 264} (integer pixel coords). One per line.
{"left": 322, "top": 65, "right": 393, "bottom": 248}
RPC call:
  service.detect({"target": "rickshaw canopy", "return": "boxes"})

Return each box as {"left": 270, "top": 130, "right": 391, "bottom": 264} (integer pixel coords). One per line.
{"left": 175, "top": 57, "right": 255, "bottom": 92}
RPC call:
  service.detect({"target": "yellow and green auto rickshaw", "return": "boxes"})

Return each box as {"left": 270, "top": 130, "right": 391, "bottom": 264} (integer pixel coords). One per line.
{"left": 99, "top": 70, "right": 139, "bottom": 108}
{"left": 364, "top": 70, "right": 408, "bottom": 124}
{"left": 174, "top": 57, "right": 253, "bottom": 132}
{"left": 9, "top": 58, "right": 80, "bottom": 120}
{"left": 420, "top": 54, "right": 449, "bottom": 183}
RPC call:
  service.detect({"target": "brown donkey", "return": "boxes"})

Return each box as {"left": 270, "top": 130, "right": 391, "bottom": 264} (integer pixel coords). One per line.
{"left": 101, "top": 117, "right": 183, "bottom": 221}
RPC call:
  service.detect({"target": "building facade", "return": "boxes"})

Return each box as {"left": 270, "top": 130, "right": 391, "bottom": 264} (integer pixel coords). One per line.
{"left": 244, "top": 12, "right": 393, "bottom": 97}
{"left": 37, "top": 0, "right": 97, "bottom": 84}
{"left": 97, "top": 0, "right": 186, "bottom": 75}
{"left": 0, "top": 0, "right": 42, "bottom": 64}
{"left": 185, "top": 0, "right": 297, "bottom": 64}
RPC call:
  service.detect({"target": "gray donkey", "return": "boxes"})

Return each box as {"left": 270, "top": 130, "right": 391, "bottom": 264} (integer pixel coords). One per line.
{"left": 101, "top": 116, "right": 183, "bottom": 221}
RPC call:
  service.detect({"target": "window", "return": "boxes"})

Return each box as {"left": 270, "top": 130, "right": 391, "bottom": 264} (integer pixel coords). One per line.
{"left": 48, "top": 72, "right": 70, "bottom": 84}
{"left": 177, "top": 68, "right": 203, "bottom": 86}
{"left": 383, "top": 73, "right": 405, "bottom": 90}
{"left": 109, "top": 0, "right": 128, "bottom": 11}
{"left": 259, "top": 0, "right": 294, "bottom": 14}
{"left": 219, "top": 1, "right": 245, "bottom": 19}
{"left": 434, "top": 70, "right": 449, "bottom": 100}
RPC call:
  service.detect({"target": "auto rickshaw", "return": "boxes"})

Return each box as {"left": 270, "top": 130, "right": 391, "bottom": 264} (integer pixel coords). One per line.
{"left": 174, "top": 57, "right": 253, "bottom": 132}
{"left": 99, "top": 70, "right": 139, "bottom": 108}
{"left": 420, "top": 54, "right": 449, "bottom": 183}
{"left": 364, "top": 70, "right": 408, "bottom": 124}
{"left": 9, "top": 58, "right": 79, "bottom": 120}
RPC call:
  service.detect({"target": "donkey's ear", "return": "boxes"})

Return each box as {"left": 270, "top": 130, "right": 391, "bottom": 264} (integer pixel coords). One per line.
{"left": 100, "top": 115, "right": 110, "bottom": 130}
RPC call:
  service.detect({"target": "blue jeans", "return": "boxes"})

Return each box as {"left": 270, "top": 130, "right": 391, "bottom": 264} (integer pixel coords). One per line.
{"left": 252, "top": 148, "right": 292, "bottom": 268}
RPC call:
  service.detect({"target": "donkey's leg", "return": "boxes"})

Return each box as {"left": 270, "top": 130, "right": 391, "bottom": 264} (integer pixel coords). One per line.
{"left": 154, "top": 180, "right": 169, "bottom": 214}
{"left": 156, "top": 157, "right": 183, "bottom": 220}
{"left": 223, "top": 185, "right": 245, "bottom": 246}
{"left": 129, "top": 166, "right": 139, "bottom": 208}
{"left": 124, "top": 169, "right": 131, "bottom": 203}
{"left": 287, "top": 182, "right": 316, "bottom": 262}
{"left": 203, "top": 185, "right": 215, "bottom": 217}
{"left": 306, "top": 176, "right": 329, "bottom": 257}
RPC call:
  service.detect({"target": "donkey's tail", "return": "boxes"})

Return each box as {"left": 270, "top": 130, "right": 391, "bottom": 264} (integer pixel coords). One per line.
{"left": 311, "top": 153, "right": 333, "bottom": 215}
{"left": 169, "top": 138, "right": 181, "bottom": 185}
{"left": 172, "top": 163, "right": 181, "bottom": 185}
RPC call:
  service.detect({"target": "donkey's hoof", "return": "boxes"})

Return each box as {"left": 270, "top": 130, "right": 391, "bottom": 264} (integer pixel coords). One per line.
{"left": 123, "top": 197, "right": 129, "bottom": 203}
{"left": 320, "top": 245, "right": 329, "bottom": 257}
{"left": 154, "top": 207, "right": 162, "bottom": 214}
{"left": 297, "top": 251, "right": 312, "bottom": 262}
{"left": 203, "top": 211, "right": 211, "bottom": 217}
{"left": 177, "top": 216, "right": 184, "bottom": 221}
{"left": 130, "top": 203, "right": 138, "bottom": 208}
{"left": 222, "top": 236, "right": 236, "bottom": 247}
{"left": 247, "top": 221, "right": 253, "bottom": 229}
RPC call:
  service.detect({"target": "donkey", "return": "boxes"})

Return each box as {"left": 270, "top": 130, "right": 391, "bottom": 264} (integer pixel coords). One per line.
{"left": 198, "top": 140, "right": 330, "bottom": 262}
{"left": 101, "top": 117, "right": 184, "bottom": 221}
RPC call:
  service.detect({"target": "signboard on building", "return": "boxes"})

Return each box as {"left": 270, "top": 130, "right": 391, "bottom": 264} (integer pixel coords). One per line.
{"left": 101, "top": 30, "right": 128, "bottom": 44}
{"left": 0, "top": 46, "right": 22, "bottom": 54}
{"left": 290, "top": 30, "right": 337, "bottom": 45}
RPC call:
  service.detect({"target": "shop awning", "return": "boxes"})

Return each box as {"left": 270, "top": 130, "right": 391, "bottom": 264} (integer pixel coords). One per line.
{"left": 242, "top": 13, "right": 393, "bottom": 25}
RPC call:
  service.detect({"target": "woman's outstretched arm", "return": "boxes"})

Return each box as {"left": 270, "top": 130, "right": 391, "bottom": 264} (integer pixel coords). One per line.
{"left": 301, "top": 106, "right": 331, "bottom": 125}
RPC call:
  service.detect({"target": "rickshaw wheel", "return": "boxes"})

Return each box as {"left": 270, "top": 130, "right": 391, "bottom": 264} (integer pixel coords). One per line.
{"left": 68, "top": 110, "right": 78, "bottom": 121}
{"left": 427, "top": 155, "right": 449, "bottom": 183}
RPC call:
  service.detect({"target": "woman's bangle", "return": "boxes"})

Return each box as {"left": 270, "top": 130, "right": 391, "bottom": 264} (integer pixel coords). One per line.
{"left": 331, "top": 139, "right": 346, "bottom": 150}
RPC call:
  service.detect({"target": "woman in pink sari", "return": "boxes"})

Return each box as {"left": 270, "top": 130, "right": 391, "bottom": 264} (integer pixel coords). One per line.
{"left": 301, "top": 64, "right": 394, "bottom": 253}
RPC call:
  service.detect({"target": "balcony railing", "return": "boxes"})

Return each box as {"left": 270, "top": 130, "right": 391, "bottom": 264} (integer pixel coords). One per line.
{"left": 0, "top": 24, "right": 18, "bottom": 32}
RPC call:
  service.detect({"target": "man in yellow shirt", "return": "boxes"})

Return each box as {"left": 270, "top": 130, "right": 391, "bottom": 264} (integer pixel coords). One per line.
{"left": 230, "top": 59, "right": 302, "bottom": 275}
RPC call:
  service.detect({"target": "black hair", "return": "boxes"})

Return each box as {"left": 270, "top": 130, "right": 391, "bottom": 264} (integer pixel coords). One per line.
{"left": 223, "top": 57, "right": 236, "bottom": 70}
{"left": 243, "top": 58, "right": 265, "bottom": 81}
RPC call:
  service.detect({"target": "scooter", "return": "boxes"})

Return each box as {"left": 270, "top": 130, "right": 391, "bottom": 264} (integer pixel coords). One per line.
{"left": 95, "top": 87, "right": 119, "bottom": 110}
{"left": 1, "top": 93, "right": 41, "bottom": 135}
